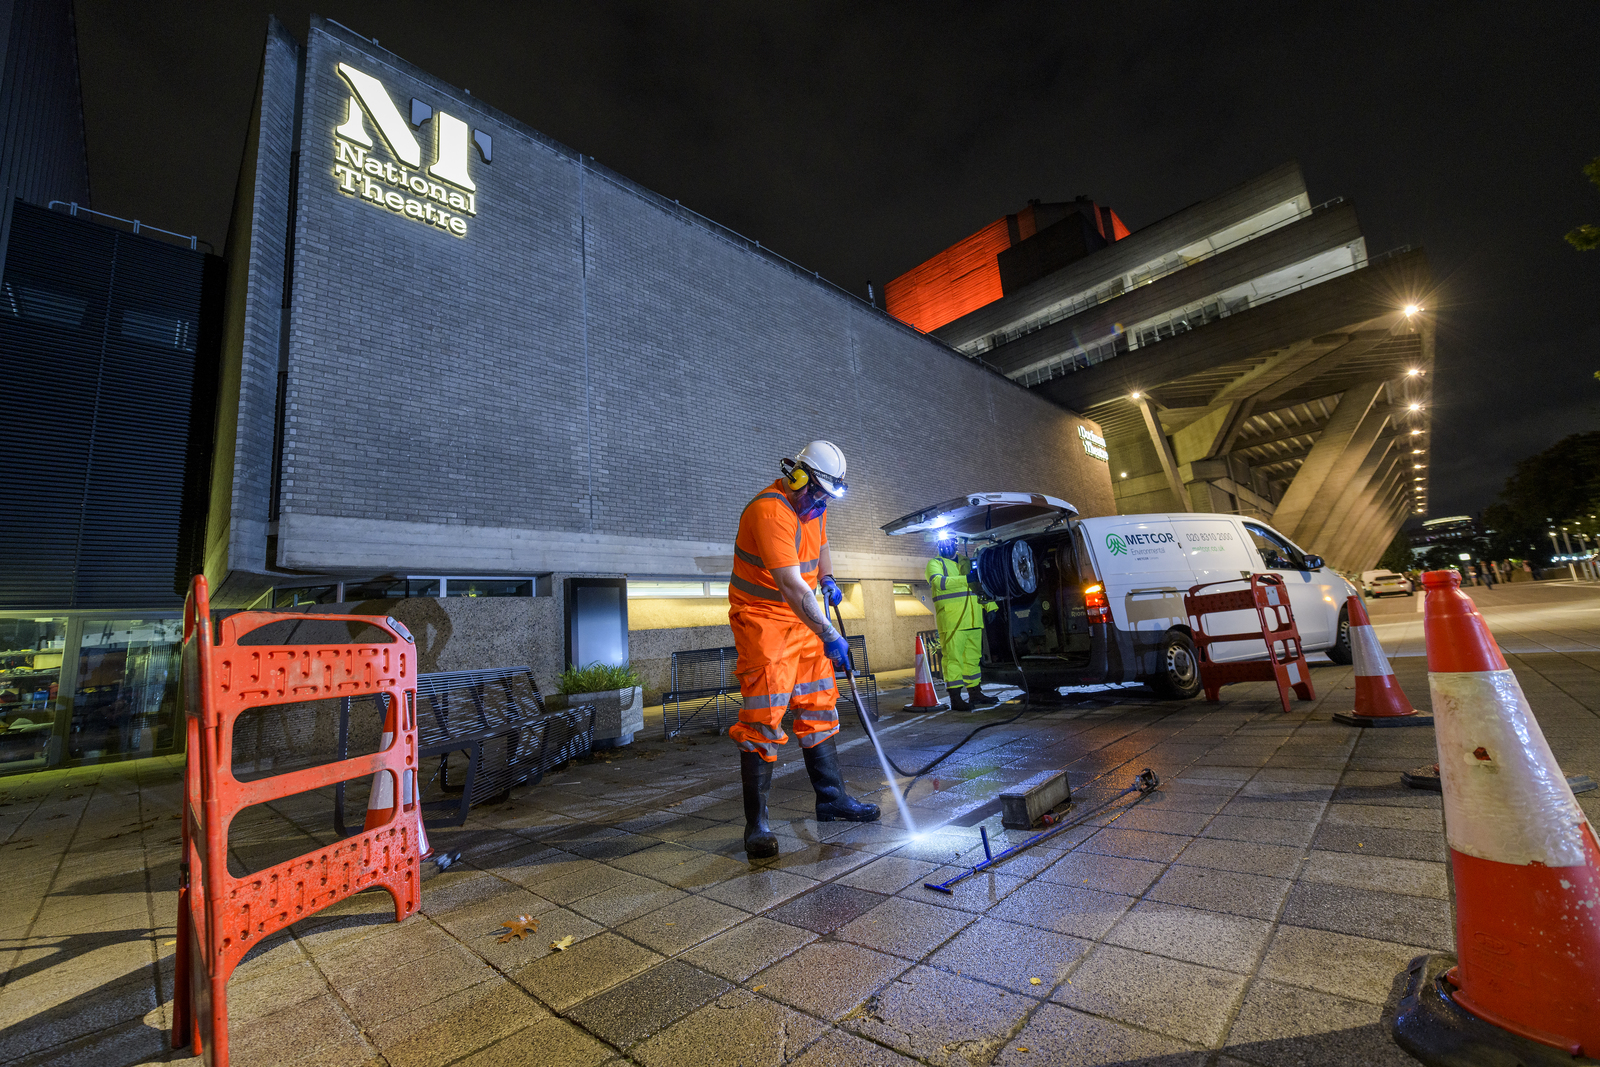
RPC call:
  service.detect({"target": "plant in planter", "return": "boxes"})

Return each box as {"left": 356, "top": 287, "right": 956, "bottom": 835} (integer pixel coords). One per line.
{"left": 558, "top": 662, "right": 644, "bottom": 748}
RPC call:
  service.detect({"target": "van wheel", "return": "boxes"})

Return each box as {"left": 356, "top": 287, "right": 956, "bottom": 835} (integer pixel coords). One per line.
{"left": 1148, "top": 630, "right": 1202, "bottom": 700}
{"left": 1325, "top": 604, "right": 1353, "bottom": 665}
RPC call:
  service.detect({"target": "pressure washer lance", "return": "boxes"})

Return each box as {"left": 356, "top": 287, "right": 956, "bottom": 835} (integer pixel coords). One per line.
{"left": 923, "top": 768, "right": 1160, "bottom": 894}
{"left": 831, "top": 603, "right": 1029, "bottom": 783}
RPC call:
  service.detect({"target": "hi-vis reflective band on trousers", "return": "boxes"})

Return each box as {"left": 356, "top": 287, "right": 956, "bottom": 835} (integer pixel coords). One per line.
{"left": 728, "top": 606, "right": 839, "bottom": 762}
{"left": 1431, "top": 670, "right": 1597, "bottom": 867}
{"left": 942, "top": 626, "right": 983, "bottom": 688}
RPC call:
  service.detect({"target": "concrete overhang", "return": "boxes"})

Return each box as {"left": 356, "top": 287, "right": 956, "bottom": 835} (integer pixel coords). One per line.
{"left": 1031, "top": 249, "right": 1432, "bottom": 412}
{"left": 985, "top": 202, "right": 1366, "bottom": 378}
{"left": 932, "top": 162, "right": 1310, "bottom": 348}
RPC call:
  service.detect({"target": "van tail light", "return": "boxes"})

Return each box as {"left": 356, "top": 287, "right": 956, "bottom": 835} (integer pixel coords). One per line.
{"left": 1084, "top": 583, "right": 1109, "bottom": 624}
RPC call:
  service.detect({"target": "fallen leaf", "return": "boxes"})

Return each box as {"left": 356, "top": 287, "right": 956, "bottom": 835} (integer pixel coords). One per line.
{"left": 164, "top": 940, "right": 176, "bottom": 946}
{"left": 550, "top": 935, "right": 576, "bottom": 951}
{"left": 1029, "top": 977, "right": 1041, "bottom": 985}
{"left": 1018, "top": 1048, "right": 1030, "bottom": 1053}
{"left": 751, "top": 984, "right": 766, "bottom": 992}
{"left": 497, "top": 915, "right": 539, "bottom": 942}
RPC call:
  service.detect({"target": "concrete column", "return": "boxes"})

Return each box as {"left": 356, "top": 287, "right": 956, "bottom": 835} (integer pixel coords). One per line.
{"left": 1349, "top": 479, "right": 1409, "bottom": 570}
{"left": 1343, "top": 466, "right": 1404, "bottom": 563}
{"left": 1310, "top": 442, "right": 1399, "bottom": 566}
{"left": 1319, "top": 451, "right": 1402, "bottom": 569}
{"left": 1269, "top": 379, "right": 1386, "bottom": 542}
{"left": 1137, "top": 397, "right": 1191, "bottom": 512}
{"left": 1293, "top": 407, "right": 1394, "bottom": 550}
{"left": 1356, "top": 500, "right": 1408, "bottom": 572}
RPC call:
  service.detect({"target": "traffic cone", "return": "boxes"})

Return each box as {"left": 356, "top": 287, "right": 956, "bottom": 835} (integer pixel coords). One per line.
{"left": 1331, "top": 594, "right": 1429, "bottom": 727}
{"left": 903, "top": 635, "right": 948, "bottom": 711}
{"left": 362, "top": 700, "right": 431, "bottom": 856}
{"left": 1391, "top": 569, "right": 1600, "bottom": 1062}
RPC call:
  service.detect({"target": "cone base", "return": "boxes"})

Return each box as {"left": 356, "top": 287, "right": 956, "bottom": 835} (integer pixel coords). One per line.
{"left": 1401, "top": 767, "right": 1597, "bottom": 794}
{"left": 902, "top": 700, "right": 949, "bottom": 712}
{"left": 1332, "top": 712, "right": 1433, "bottom": 728}
{"left": 1390, "top": 953, "right": 1599, "bottom": 1067}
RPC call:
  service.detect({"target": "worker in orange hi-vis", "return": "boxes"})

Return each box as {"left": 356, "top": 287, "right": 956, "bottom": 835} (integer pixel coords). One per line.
{"left": 729, "top": 440, "right": 880, "bottom": 858}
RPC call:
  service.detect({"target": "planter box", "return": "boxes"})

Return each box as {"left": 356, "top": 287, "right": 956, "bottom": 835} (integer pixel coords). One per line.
{"left": 568, "top": 685, "right": 643, "bottom": 747}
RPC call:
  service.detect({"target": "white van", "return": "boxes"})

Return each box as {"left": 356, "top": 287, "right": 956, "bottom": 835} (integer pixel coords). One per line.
{"left": 883, "top": 493, "right": 1355, "bottom": 699}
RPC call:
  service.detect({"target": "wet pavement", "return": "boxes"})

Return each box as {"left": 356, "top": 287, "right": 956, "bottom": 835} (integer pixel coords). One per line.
{"left": 2, "top": 582, "right": 1598, "bottom": 1066}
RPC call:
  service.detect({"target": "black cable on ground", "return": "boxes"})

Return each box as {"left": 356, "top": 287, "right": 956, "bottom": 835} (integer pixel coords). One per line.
{"left": 834, "top": 601, "right": 1035, "bottom": 783}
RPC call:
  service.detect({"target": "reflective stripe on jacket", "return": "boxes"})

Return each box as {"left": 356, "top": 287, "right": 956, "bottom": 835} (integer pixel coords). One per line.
{"left": 730, "top": 480, "right": 828, "bottom": 609}
{"left": 926, "top": 555, "right": 994, "bottom": 633}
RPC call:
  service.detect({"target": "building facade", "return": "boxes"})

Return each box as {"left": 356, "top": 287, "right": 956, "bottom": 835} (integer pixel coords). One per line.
{"left": 888, "top": 163, "right": 1436, "bottom": 574}
{"left": 0, "top": 0, "right": 222, "bottom": 776}
{"left": 210, "top": 18, "right": 1115, "bottom": 697}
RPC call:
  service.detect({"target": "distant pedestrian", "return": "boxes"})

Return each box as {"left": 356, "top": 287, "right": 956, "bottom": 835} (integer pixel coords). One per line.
{"left": 1523, "top": 560, "right": 1534, "bottom": 581}
{"left": 1481, "top": 560, "right": 1497, "bottom": 588}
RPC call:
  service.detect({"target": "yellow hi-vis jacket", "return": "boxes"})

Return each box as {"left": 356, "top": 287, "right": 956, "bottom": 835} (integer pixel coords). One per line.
{"left": 926, "top": 556, "right": 997, "bottom": 634}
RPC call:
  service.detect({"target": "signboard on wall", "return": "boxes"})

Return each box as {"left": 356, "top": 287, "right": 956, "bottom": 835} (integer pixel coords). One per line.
{"left": 329, "top": 63, "right": 491, "bottom": 238}
{"left": 1077, "top": 425, "right": 1109, "bottom": 461}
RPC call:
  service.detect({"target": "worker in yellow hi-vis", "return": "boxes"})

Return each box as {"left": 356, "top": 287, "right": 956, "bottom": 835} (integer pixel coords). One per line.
{"left": 926, "top": 536, "right": 998, "bottom": 712}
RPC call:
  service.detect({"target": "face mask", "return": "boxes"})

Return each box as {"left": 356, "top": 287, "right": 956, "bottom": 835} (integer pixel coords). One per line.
{"left": 797, "top": 485, "right": 829, "bottom": 521}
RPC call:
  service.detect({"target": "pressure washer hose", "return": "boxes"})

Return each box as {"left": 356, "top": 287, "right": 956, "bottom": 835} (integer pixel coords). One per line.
{"left": 832, "top": 602, "right": 1032, "bottom": 782}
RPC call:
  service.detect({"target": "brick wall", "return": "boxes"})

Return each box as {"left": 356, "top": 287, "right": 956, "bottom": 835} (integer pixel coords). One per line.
{"left": 219, "top": 19, "right": 1113, "bottom": 596}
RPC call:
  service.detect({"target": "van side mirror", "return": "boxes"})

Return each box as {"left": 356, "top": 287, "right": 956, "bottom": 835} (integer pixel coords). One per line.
{"left": 1303, "top": 555, "right": 1324, "bottom": 571}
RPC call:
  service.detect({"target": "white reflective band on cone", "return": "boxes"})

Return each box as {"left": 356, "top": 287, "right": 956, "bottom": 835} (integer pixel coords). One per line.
{"left": 1350, "top": 624, "right": 1390, "bottom": 677}
{"left": 370, "top": 731, "right": 395, "bottom": 808}
{"left": 1431, "top": 670, "right": 1597, "bottom": 867}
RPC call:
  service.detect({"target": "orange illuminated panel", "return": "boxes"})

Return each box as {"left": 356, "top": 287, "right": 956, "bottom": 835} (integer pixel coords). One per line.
{"left": 1107, "top": 209, "right": 1131, "bottom": 241}
{"left": 885, "top": 215, "right": 1016, "bottom": 334}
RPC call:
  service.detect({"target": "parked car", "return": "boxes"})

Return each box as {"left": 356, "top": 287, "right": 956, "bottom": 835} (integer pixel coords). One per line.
{"left": 1360, "top": 570, "right": 1414, "bottom": 597}
{"left": 883, "top": 493, "right": 1356, "bottom": 700}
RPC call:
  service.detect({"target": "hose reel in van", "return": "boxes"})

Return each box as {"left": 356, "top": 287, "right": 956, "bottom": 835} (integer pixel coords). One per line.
{"left": 976, "top": 539, "right": 1037, "bottom": 598}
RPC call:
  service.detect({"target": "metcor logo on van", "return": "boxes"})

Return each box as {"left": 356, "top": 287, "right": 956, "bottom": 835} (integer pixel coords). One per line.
{"left": 1108, "top": 531, "right": 1175, "bottom": 553}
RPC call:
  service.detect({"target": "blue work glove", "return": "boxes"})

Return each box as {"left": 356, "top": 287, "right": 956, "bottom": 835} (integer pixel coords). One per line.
{"left": 820, "top": 575, "right": 843, "bottom": 608}
{"left": 821, "top": 628, "right": 851, "bottom": 671}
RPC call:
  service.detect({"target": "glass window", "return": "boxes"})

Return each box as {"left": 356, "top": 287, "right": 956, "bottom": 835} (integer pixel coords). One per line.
{"left": 445, "top": 579, "right": 532, "bottom": 598}
{"left": 0, "top": 617, "right": 67, "bottom": 770}
{"left": 69, "top": 618, "right": 181, "bottom": 764}
{"left": 273, "top": 585, "right": 338, "bottom": 608}
{"left": 343, "top": 579, "right": 407, "bottom": 601}
{"left": 1243, "top": 523, "right": 1303, "bottom": 570}
{"left": 628, "top": 581, "right": 711, "bottom": 598}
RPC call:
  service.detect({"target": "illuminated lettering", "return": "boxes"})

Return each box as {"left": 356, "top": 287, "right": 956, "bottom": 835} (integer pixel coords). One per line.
{"left": 331, "top": 63, "right": 485, "bottom": 238}
{"left": 337, "top": 63, "right": 420, "bottom": 165}
{"left": 428, "top": 112, "right": 476, "bottom": 191}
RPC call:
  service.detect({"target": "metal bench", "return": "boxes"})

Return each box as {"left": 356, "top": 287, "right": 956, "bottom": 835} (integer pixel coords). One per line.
{"left": 662, "top": 636, "right": 879, "bottom": 739}
{"left": 334, "top": 666, "right": 595, "bottom": 833}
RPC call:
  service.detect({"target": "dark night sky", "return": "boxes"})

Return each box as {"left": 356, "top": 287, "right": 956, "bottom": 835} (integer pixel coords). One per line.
{"left": 72, "top": 2, "right": 1600, "bottom": 522}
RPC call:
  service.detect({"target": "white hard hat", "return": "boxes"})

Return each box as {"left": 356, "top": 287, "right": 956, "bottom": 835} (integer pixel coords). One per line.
{"left": 793, "top": 440, "right": 848, "bottom": 497}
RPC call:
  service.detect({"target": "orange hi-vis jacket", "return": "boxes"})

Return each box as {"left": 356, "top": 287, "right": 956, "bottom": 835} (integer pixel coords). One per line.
{"left": 727, "top": 481, "right": 839, "bottom": 761}
{"left": 730, "top": 480, "right": 828, "bottom": 607}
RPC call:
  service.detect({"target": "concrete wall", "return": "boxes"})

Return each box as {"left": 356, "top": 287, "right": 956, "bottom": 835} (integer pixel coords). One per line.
{"left": 210, "top": 19, "right": 1113, "bottom": 601}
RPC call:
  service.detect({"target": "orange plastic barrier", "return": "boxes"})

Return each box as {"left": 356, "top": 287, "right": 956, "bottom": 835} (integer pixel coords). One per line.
{"left": 171, "top": 575, "right": 425, "bottom": 1066}
{"left": 1184, "top": 573, "right": 1314, "bottom": 713}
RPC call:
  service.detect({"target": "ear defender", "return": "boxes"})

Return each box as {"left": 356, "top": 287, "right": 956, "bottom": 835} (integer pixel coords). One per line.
{"left": 781, "top": 458, "right": 810, "bottom": 492}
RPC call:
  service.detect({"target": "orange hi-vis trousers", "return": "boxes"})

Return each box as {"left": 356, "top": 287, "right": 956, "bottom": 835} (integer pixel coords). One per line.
{"left": 728, "top": 604, "right": 839, "bottom": 762}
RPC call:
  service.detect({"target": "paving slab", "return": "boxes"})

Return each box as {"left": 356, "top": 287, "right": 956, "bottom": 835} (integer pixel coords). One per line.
{"left": 9, "top": 594, "right": 1600, "bottom": 1067}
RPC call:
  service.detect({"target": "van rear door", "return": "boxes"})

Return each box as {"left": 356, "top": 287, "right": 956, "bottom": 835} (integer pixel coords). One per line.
{"left": 1083, "top": 517, "right": 1189, "bottom": 638}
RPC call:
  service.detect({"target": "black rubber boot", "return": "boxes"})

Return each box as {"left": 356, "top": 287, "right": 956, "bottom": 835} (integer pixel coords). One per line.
{"left": 740, "top": 750, "right": 779, "bottom": 858}
{"left": 949, "top": 686, "right": 973, "bottom": 712}
{"left": 803, "top": 738, "right": 881, "bottom": 822}
{"left": 969, "top": 686, "right": 999, "bottom": 709}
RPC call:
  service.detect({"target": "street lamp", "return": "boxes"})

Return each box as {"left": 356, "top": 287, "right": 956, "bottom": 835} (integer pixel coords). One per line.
{"left": 1404, "top": 304, "right": 1421, "bottom": 316}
